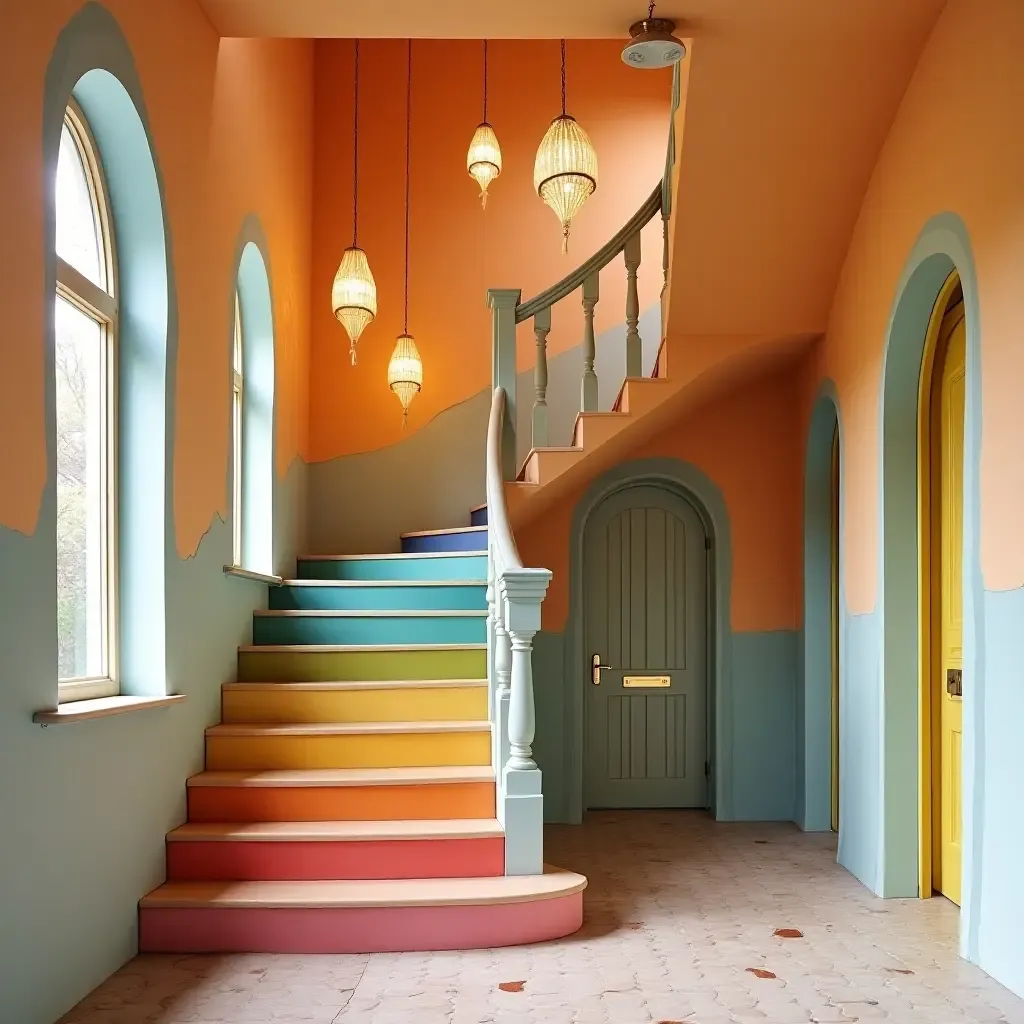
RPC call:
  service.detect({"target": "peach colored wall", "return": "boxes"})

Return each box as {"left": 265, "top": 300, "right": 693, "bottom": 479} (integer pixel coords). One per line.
{"left": 807, "top": 0, "right": 1024, "bottom": 612}
{"left": 0, "top": 2, "right": 313, "bottom": 556}
{"left": 518, "top": 363, "right": 804, "bottom": 633}
{"left": 309, "top": 39, "right": 670, "bottom": 462}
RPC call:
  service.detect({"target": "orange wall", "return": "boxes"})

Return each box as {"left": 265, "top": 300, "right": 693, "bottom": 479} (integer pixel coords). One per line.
{"left": 807, "top": 0, "right": 1024, "bottom": 612}
{"left": 0, "top": 2, "right": 313, "bottom": 556}
{"left": 518, "top": 363, "right": 804, "bottom": 633}
{"left": 309, "top": 39, "right": 671, "bottom": 461}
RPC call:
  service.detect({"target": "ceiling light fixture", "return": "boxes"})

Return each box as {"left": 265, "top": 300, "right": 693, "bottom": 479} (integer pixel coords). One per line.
{"left": 467, "top": 39, "right": 502, "bottom": 209}
{"left": 622, "top": 2, "right": 686, "bottom": 69}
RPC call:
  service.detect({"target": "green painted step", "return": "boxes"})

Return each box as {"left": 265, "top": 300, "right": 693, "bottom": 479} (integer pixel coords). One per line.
{"left": 297, "top": 552, "right": 487, "bottom": 582}
{"left": 252, "top": 611, "right": 487, "bottom": 646}
{"left": 238, "top": 644, "right": 488, "bottom": 683}
{"left": 269, "top": 581, "right": 487, "bottom": 612}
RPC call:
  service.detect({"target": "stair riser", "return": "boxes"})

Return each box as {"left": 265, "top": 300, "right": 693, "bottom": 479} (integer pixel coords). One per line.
{"left": 222, "top": 686, "right": 487, "bottom": 725}
{"left": 297, "top": 555, "right": 486, "bottom": 582}
{"left": 187, "top": 782, "right": 496, "bottom": 823}
{"left": 470, "top": 507, "right": 488, "bottom": 527}
{"left": 270, "top": 584, "right": 486, "bottom": 612}
{"left": 206, "top": 731, "right": 491, "bottom": 771}
{"left": 400, "top": 531, "right": 487, "bottom": 554}
{"left": 252, "top": 616, "right": 485, "bottom": 647}
{"left": 139, "top": 895, "right": 585, "bottom": 953}
{"left": 166, "top": 837, "right": 504, "bottom": 882}
{"left": 238, "top": 648, "right": 487, "bottom": 683}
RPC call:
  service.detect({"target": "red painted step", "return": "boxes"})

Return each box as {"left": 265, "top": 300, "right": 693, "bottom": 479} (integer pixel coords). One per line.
{"left": 166, "top": 820, "right": 504, "bottom": 881}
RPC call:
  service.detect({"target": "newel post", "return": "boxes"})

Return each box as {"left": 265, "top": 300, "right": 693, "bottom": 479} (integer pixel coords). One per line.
{"left": 488, "top": 288, "right": 521, "bottom": 480}
{"left": 498, "top": 566, "right": 551, "bottom": 875}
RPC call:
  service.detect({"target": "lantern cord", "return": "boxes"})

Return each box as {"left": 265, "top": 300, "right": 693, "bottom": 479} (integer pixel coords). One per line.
{"left": 352, "top": 39, "right": 360, "bottom": 247}
{"left": 648, "top": 1, "right": 656, "bottom": 20}
{"left": 483, "top": 39, "right": 488, "bottom": 123}
{"left": 560, "top": 39, "right": 566, "bottom": 115}
{"left": 403, "top": 38, "right": 412, "bottom": 335}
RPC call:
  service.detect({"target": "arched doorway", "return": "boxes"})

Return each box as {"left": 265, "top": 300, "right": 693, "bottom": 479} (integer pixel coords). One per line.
{"left": 582, "top": 484, "right": 709, "bottom": 809}
{"left": 919, "top": 272, "right": 966, "bottom": 904}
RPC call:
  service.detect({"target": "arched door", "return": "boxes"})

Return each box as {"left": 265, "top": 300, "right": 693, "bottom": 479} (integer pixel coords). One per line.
{"left": 583, "top": 485, "right": 709, "bottom": 809}
{"left": 929, "top": 290, "right": 966, "bottom": 904}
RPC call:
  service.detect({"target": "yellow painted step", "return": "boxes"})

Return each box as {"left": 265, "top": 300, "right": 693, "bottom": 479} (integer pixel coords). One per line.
{"left": 205, "top": 721, "right": 492, "bottom": 771}
{"left": 221, "top": 679, "right": 488, "bottom": 725}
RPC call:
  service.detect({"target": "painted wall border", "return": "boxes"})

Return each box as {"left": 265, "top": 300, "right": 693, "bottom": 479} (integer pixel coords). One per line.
{"left": 561, "top": 457, "right": 734, "bottom": 824}
{"left": 876, "top": 213, "right": 982, "bottom": 957}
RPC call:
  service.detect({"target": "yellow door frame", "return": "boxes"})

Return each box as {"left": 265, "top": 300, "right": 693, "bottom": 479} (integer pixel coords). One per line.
{"left": 830, "top": 425, "right": 840, "bottom": 833}
{"left": 916, "top": 269, "right": 962, "bottom": 900}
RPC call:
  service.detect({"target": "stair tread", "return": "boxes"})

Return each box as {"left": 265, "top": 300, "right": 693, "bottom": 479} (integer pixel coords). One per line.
{"left": 469, "top": 502, "right": 487, "bottom": 513}
{"left": 223, "top": 679, "right": 488, "bottom": 692}
{"left": 278, "top": 579, "right": 487, "bottom": 587}
{"left": 254, "top": 610, "right": 487, "bottom": 618}
{"left": 207, "top": 720, "right": 492, "bottom": 737}
{"left": 240, "top": 643, "right": 487, "bottom": 653}
{"left": 400, "top": 526, "right": 487, "bottom": 539}
{"left": 168, "top": 818, "right": 503, "bottom": 842}
{"left": 141, "top": 865, "right": 586, "bottom": 909}
{"left": 299, "top": 551, "right": 486, "bottom": 561}
{"left": 187, "top": 766, "right": 495, "bottom": 788}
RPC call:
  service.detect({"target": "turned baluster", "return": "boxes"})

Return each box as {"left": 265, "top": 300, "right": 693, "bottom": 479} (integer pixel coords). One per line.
{"left": 532, "top": 307, "right": 551, "bottom": 449}
{"left": 624, "top": 230, "right": 642, "bottom": 379}
{"left": 581, "top": 270, "right": 600, "bottom": 412}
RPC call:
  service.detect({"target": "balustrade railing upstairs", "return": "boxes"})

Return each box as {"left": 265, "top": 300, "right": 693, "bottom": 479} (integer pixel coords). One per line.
{"left": 485, "top": 62, "right": 681, "bottom": 876}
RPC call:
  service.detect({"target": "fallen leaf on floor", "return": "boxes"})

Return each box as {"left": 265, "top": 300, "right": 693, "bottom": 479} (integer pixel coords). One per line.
{"left": 746, "top": 968, "right": 777, "bottom": 979}
{"left": 774, "top": 928, "right": 804, "bottom": 938}
{"left": 499, "top": 981, "right": 526, "bottom": 993}
{"left": 885, "top": 968, "right": 914, "bottom": 975}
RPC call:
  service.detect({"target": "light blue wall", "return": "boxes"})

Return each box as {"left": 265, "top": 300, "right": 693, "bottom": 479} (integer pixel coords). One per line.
{"left": 0, "top": 8, "right": 304, "bottom": 1021}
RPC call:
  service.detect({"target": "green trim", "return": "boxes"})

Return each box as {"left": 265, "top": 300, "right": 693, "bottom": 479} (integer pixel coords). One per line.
{"left": 562, "top": 457, "right": 734, "bottom": 823}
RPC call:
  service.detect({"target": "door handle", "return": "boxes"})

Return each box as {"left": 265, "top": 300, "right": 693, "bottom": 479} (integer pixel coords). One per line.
{"left": 946, "top": 668, "right": 963, "bottom": 698}
{"left": 592, "top": 653, "right": 611, "bottom": 685}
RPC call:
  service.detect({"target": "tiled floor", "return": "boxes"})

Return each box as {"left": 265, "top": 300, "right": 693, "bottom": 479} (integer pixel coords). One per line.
{"left": 60, "top": 812, "right": 1024, "bottom": 1023}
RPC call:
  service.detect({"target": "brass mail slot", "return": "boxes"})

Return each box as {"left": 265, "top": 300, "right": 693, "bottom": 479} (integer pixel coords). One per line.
{"left": 623, "top": 675, "right": 671, "bottom": 688}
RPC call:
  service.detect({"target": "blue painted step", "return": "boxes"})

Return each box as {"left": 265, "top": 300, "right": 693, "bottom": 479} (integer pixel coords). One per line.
{"left": 470, "top": 505, "right": 488, "bottom": 527}
{"left": 270, "top": 581, "right": 487, "bottom": 612}
{"left": 252, "top": 611, "right": 487, "bottom": 646}
{"left": 400, "top": 526, "right": 488, "bottom": 554}
{"left": 297, "top": 552, "right": 487, "bottom": 582}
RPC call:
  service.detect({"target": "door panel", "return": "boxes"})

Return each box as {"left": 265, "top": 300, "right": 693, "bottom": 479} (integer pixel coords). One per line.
{"left": 933, "top": 299, "right": 965, "bottom": 905}
{"left": 585, "top": 486, "right": 708, "bottom": 809}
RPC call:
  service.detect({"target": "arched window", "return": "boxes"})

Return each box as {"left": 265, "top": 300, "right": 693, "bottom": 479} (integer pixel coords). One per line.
{"left": 55, "top": 101, "right": 118, "bottom": 701}
{"left": 232, "top": 290, "right": 244, "bottom": 567}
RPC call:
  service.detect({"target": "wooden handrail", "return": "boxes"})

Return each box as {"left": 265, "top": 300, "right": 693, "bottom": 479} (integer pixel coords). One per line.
{"left": 515, "top": 183, "right": 663, "bottom": 324}
{"left": 486, "top": 386, "right": 522, "bottom": 570}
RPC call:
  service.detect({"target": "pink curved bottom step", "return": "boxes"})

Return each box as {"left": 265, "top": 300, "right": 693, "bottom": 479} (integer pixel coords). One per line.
{"left": 140, "top": 892, "right": 584, "bottom": 953}
{"left": 167, "top": 836, "right": 504, "bottom": 881}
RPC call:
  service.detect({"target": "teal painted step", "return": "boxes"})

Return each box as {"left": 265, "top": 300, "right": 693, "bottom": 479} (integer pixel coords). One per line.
{"left": 252, "top": 611, "right": 487, "bottom": 646}
{"left": 270, "top": 581, "right": 487, "bottom": 612}
{"left": 297, "top": 553, "right": 487, "bottom": 582}
{"left": 238, "top": 644, "right": 488, "bottom": 683}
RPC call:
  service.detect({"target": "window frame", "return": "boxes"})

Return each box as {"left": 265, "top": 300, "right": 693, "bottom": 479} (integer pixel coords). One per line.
{"left": 55, "top": 98, "right": 120, "bottom": 704}
{"left": 232, "top": 290, "right": 244, "bottom": 568}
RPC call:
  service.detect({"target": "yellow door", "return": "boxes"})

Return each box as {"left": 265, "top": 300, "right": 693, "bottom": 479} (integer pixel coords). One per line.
{"left": 932, "top": 298, "right": 965, "bottom": 905}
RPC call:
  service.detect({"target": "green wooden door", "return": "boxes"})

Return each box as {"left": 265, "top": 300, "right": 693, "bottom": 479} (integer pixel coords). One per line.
{"left": 584, "top": 485, "right": 708, "bottom": 809}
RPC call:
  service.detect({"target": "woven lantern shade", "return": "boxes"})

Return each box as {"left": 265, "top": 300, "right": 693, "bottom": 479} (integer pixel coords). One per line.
{"left": 332, "top": 39, "right": 377, "bottom": 365}
{"left": 534, "top": 114, "right": 598, "bottom": 253}
{"left": 467, "top": 122, "right": 502, "bottom": 208}
{"left": 388, "top": 332, "right": 422, "bottom": 423}
{"left": 332, "top": 246, "right": 377, "bottom": 364}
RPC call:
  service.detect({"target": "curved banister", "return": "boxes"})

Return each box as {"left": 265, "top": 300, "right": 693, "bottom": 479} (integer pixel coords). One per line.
{"left": 486, "top": 386, "right": 522, "bottom": 570}
{"left": 515, "top": 182, "right": 663, "bottom": 324}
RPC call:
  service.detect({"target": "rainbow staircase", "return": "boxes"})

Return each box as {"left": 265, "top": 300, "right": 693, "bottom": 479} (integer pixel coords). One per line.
{"left": 139, "top": 505, "right": 585, "bottom": 954}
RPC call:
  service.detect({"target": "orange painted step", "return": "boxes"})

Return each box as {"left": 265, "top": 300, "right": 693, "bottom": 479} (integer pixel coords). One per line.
{"left": 187, "top": 766, "right": 496, "bottom": 823}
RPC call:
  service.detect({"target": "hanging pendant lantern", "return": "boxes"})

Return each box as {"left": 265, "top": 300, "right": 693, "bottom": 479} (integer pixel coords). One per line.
{"left": 534, "top": 39, "right": 598, "bottom": 254}
{"left": 388, "top": 333, "right": 423, "bottom": 424}
{"left": 332, "top": 39, "right": 377, "bottom": 365}
{"left": 467, "top": 40, "right": 502, "bottom": 208}
{"left": 390, "top": 39, "right": 422, "bottom": 424}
